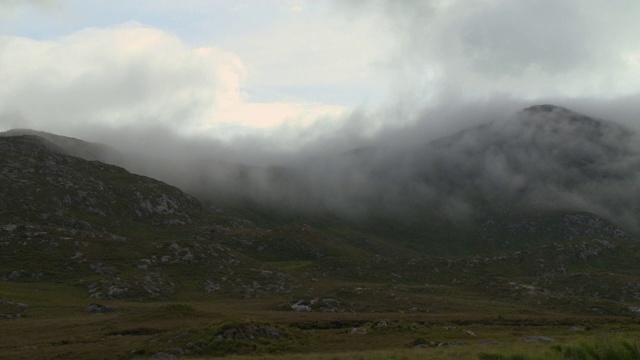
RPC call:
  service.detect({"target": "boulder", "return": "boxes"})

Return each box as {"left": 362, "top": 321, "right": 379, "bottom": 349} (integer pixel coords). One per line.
{"left": 84, "top": 303, "right": 117, "bottom": 313}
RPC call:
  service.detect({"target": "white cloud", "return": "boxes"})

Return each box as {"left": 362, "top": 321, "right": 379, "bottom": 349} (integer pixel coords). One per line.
{"left": 226, "top": 4, "right": 393, "bottom": 98}
{"left": 0, "top": 22, "right": 348, "bottom": 137}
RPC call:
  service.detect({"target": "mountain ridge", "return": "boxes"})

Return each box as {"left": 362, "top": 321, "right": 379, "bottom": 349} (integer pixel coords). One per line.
{"left": 4, "top": 104, "right": 639, "bottom": 244}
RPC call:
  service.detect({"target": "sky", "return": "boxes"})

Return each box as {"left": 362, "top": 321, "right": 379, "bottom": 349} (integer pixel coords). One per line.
{"left": 2, "top": 0, "right": 640, "bottom": 158}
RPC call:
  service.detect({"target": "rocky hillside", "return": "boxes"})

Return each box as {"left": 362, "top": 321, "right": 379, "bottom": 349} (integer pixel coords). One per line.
{"left": 1, "top": 125, "right": 640, "bottom": 326}
{"left": 0, "top": 135, "right": 201, "bottom": 228}
{"left": 0, "top": 135, "right": 296, "bottom": 301}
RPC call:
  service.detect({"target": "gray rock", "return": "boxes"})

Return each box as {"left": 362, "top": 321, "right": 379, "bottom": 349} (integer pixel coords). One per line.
{"left": 152, "top": 352, "right": 176, "bottom": 359}
{"left": 8, "top": 270, "right": 24, "bottom": 281}
{"left": 291, "top": 299, "right": 312, "bottom": 312}
{"left": 84, "top": 303, "right": 117, "bottom": 313}
{"left": 291, "top": 303, "right": 311, "bottom": 312}
{"left": 322, "top": 298, "right": 341, "bottom": 306}
{"left": 169, "top": 348, "right": 184, "bottom": 356}
{"left": 350, "top": 327, "right": 367, "bottom": 335}
{"left": 203, "top": 281, "right": 221, "bottom": 293}
{"left": 0, "top": 299, "right": 29, "bottom": 319}
{"left": 2, "top": 224, "right": 17, "bottom": 231}
{"left": 375, "top": 320, "right": 388, "bottom": 328}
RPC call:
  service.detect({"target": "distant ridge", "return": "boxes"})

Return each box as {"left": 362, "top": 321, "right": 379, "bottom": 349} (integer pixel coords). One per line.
{"left": 0, "top": 128, "right": 121, "bottom": 163}
{"left": 523, "top": 104, "right": 569, "bottom": 112}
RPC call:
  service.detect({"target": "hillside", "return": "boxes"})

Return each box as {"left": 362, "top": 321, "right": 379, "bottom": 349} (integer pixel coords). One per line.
{"left": 3, "top": 106, "right": 640, "bottom": 359}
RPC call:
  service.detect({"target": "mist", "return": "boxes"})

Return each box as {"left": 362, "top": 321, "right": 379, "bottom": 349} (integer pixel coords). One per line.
{"left": 13, "top": 96, "right": 635, "bottom": 236}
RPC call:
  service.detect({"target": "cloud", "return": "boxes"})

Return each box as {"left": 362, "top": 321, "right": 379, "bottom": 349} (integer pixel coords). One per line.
{"left": 340, "top": 0, "right": 640, "bottom": 102}
{"left": 224, "top": 2, "right": 393, "bottom": 106}
{"left": 0, "top": 22, "right": 347, "bottom": 138}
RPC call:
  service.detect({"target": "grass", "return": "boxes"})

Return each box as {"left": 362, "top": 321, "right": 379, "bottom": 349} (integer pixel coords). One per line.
{"left": 477, "top": 338, "right": 640, "bottom": 360}
{"left": 3, "top": 279, "right": 640, "bottom": 359}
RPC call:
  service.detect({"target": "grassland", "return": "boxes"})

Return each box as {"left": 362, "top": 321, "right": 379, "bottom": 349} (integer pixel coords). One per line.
{"left": 3, "top": 279, "right": 640, "bottom": 359}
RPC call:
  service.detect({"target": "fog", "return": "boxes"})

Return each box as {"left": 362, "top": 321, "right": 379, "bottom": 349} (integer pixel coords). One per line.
{"left": 12, "top": 97, "right": 638, "bottom": 235}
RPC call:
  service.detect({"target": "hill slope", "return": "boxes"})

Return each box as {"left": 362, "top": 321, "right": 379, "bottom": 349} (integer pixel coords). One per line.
{"left": 4, "top": 109, "right": 640, "bottom": 358}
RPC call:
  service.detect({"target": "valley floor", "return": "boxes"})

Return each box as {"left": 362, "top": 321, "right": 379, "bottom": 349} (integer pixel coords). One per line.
{"left": 2, "top": 282, "right": 640, "bottom": 360}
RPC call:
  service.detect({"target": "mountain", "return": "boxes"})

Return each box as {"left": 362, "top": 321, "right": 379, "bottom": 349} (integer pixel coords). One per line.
{"left": 230, "top": 104, "right": 639, "bottom": 253}
{"left": 4, "top": 105, "right": 638, "bottom": 253}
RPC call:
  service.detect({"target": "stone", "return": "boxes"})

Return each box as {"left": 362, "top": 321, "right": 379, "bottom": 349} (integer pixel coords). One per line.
{"left": 350, "top": 327, "right": 367, "bottom": 335}
{"left": 291, "top": 303, "right": 311, "bottom": 312}
{"left": 375, "top": 320, "right": 388, "bottom": 328}
{"left": 84, "top": 303, "right": 117, "bottom": 313}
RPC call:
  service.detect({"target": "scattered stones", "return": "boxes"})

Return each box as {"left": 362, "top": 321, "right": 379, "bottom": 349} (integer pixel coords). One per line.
{"left": 90, "top": 262, "right": 117, "bottom": 275}
{"left": 0, "top": 299, "right": 29, "bottom": 319}
{"left": 2, "top": 224, "right": 17, "bottom": 231}
{"left": 628, "top": 307, "right": 640, "bottom": 316}
{"left": 88, "top": 272, "right": 176, "bottom": 300}
{"left": 203, "top": 281, "right": 221, "bottom": 293}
